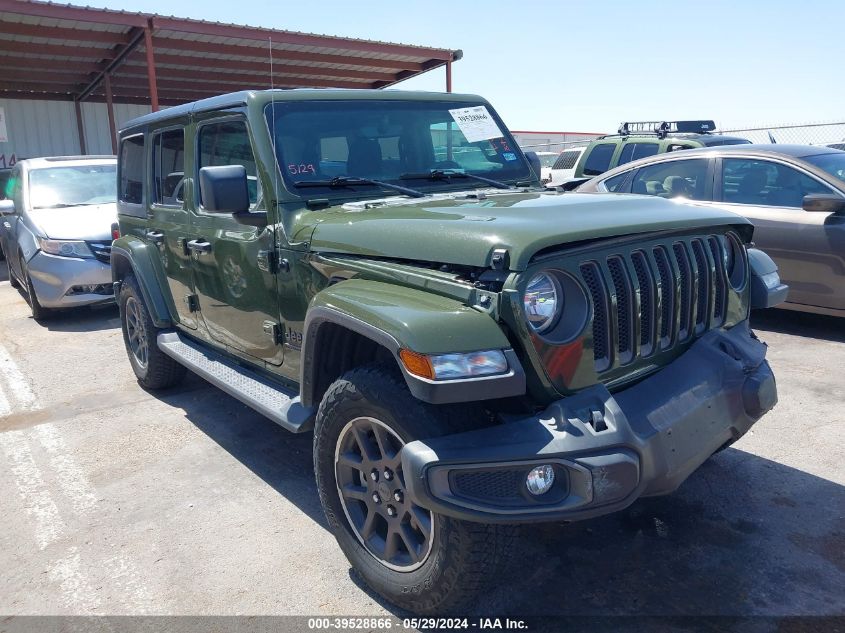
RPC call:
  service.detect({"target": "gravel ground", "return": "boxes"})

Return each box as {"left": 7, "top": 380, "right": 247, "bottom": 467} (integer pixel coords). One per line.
{"left": 0, "top": 258, "right": 842, "bottom": 622}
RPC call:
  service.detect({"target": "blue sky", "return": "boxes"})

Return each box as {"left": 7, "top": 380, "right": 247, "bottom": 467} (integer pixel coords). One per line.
{"left": 71, "top": 0, "right": 842, "bottom": 134}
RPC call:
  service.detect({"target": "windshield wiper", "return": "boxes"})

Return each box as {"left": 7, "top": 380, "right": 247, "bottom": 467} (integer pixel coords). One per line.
{"left": 399, "top": 169, "right": 513, "bottom": 190}
{"left": 33, "top": 203, "right": 82, "bottom": 209}
{"left": 292, "top": 176, "right": 425, "bottom": 199}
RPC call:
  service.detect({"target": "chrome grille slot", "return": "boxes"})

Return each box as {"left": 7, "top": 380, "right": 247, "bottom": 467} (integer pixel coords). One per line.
{"left": 691, "top": 239, "right": 712, "bottom": 333}
{"left": 580, "top": 262, "right": 610, "bottom": 371}
{"left": 86, "top": 241, "right": 112, "bottom": 264}
{"left": 672, "top": 242, "right": 694, "bottom": 341}
{"left": 631, "top": 251, "right": 655, "bottom": 356}
{"left": 607, "top": 256, "right": 633, "bottom": 363}
{"left": 653, "top": 246, "right": 675, "bottom": 348}
{"left": 575, "top": 233, "right": 733, "bottom": 375}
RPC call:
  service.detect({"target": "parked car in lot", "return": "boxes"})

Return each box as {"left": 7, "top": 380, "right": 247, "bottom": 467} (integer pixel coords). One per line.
{"left": 0, "top": 156, "right": 117, "bottom": 318}
{"left": 534, "top": 150, "right": 559, "bottom": 183}
{"left": 569, "top": 120, "right": 750, "bottom": 182}
{"left": 112, "top": 90, "right": 783, "bottom": 613}
{"left": 578, "top": 144, "right": 845, "bottom": 316}
{"left": 546, "top": 145, "right": 587, "bottom": 186}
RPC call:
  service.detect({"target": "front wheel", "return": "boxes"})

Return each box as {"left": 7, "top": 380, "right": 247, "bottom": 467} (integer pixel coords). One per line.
{"left": 21, "top": 253, "right": 51, "bottom": 320}
{"left": 118, "top": 274, "right": 186, "bottom": 390}
{"left": 314, "top": 364, "right": 516, "bottom": 614}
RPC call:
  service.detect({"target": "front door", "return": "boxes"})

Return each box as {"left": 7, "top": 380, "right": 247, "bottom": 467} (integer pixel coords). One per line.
{"left": 717, "top": 157, "right": 845, "bottom": 311}
{"left": 189, "top": 116, "right": 284, "bottom": 366}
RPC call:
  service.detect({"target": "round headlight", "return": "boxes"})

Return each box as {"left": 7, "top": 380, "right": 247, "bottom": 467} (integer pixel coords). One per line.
{"left": 523, "top": 272, "right": 561, "bottom": 334}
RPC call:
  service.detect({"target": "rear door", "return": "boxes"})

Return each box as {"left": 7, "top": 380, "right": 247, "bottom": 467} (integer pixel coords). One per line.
{"left": 715, "top": 157, "right": 845, "bottom": 311}
{"left": 144, "top": 124, "right": 198, "bottom": 329}
{"left": 189, "top": 115, "right": 284, "bottom": 366}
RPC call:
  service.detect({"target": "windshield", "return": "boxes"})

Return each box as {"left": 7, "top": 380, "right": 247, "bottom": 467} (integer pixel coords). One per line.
{"left": 28, "top": 164, "right": 116, "bottom": 209}
{"left": 264, "top": 100, "right": 532, "bottom": 197}
{"left": 537, "top": 154, "right": 558, "bottom": 168}
{"left": 804, "top": 153, "right": 845, "bottom": 185}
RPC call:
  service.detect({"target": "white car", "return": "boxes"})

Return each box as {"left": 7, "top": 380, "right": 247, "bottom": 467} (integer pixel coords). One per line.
{"left": 547, "top": 146, "right": 587, "bottom": 186}
{"left": 534, "top": 151, "right": 559, "bottom": 184}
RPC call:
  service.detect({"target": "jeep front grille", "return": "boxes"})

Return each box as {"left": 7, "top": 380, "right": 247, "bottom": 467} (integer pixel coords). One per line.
{"left": 580, "top": 235, "right": 729, "bottom": 372}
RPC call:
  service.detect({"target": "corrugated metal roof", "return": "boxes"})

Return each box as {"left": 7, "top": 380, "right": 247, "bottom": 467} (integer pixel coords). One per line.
{"left": 0, "top": 0, "right": 461, "bottom": 106}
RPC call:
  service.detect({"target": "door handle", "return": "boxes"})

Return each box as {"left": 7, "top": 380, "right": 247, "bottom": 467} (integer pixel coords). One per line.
{"left": 186, "top": 239, "right": 212, "bottom": 254}
{"left": 145, "top": 230, "right": 165, "bottom": 245}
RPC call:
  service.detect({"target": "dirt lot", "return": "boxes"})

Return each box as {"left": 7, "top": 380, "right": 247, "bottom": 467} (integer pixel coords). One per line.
{"left": 0, "top": 257, "right": 843, "bottom": 619}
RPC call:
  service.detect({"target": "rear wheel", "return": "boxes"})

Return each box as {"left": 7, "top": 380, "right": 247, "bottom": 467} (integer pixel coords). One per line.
{"left": 119, "top": 274, "right": 186, "bottom": 389}
{"left": 314, "top": 364, "right": 516, "bottom": 614}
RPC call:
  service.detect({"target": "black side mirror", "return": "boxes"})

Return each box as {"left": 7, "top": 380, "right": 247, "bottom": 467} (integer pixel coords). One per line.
{"left": 523, "top": 151, "right": 542, "bottom": 182}
{"left": 0, "top": 199, "right": 15, "bottom": 216}
{"left": 802, "top": 193, "right": 845, "bottom": 214}
{"left": 199, "top": 165, "right": 250, "bottom": 213}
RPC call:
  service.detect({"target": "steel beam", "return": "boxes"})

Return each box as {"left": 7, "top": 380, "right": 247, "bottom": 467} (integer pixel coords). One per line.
{"left": 0, "top": 21, "right": 136, "bottom": 45}
{"left": 150, "top": 16, "right": 452, "bottom": 60}
{"left": 77, "top": 27, "right": 146, "bottom": 102}
{"left": 104, "top": 74, "right": 117, "bottom": 153}
{"left": 0, "top": 0, "right": 148, "bottom": 27}
{"left": 74, "top": 99, "right": 87, "bottom": 154}
{"left": 143, "top": 22, "right": 158, "bottom": 111}
{"left": 140, "top": 36, "right": 426, "bottom": 72}
{"left": 120, "top": 55, "right": 397, "bottom": 82}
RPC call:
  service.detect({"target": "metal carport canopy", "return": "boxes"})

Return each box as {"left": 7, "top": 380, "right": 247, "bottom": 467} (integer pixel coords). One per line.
{"left": 0, "top": 0, "right": 461, "bottom": 149}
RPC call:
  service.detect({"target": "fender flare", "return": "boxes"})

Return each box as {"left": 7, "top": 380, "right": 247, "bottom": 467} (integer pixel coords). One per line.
{"left": 110, "top": 237, "right": 174, "bottom": 328}
{"left": 300, "top": 279, "right": 525, "bottom": 407}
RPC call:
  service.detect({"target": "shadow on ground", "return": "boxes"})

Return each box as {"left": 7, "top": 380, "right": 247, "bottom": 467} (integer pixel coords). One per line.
{"left": 155, "top": 374, "right": 324, "bottom": 526}
{"left": 37, "top": 303, "right": 120, "bottom": 332}
{"left": 752, "top": 307, "right": 845, "bottom": 343}
{"left": 153, "top": 372, "right": 845, "bottom": 618}
{"left": 0, "top": 258, "right": 8, "bottom": 282}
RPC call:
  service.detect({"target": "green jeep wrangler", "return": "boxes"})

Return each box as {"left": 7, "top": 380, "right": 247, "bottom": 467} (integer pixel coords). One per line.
{"left": 571, "top": 120, "right": 750, "bottom": 183}
{"left": 112, "top": 91, "right": 783, "bottom": 613}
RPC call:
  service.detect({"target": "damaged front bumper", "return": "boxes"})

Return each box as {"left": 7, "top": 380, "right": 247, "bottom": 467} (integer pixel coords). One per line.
{"left": 400, "top": 322, "right": 777, "bottom": 524}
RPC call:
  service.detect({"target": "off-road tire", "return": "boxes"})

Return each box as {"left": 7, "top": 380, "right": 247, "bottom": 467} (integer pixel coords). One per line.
{"left": 118, "top": 274, "right": 186, "bottom": 390}
{"left": 314, "top": 363, "right": 517, "bottom": 614}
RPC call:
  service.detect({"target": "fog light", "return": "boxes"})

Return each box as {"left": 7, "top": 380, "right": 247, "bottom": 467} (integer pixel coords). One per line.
{"left": 525, "top": 465, "right": 555, "bottom": 496}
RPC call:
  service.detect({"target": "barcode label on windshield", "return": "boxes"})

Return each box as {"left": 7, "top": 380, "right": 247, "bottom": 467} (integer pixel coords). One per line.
{"left": 448, "top": 106, "right": 503, "bottom": 143}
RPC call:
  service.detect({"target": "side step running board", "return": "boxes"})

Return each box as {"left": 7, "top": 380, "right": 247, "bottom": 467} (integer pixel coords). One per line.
{"left": 157, "top": 331, "right": 315, "bottom": 433}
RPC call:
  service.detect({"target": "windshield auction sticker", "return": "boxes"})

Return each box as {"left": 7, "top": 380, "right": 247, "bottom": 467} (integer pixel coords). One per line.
{"left": 448, "top": 106, "right": 503, "bottom": 143}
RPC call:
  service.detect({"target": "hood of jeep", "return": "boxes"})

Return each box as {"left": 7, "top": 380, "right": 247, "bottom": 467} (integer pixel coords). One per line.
{"left": 303, "top": 191, "right": 750, "bottom": 271}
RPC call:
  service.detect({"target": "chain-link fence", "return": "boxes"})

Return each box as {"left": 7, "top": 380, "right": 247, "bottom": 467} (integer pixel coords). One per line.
{"left": 717, "top": 121, "right": 845, "bottom": 147}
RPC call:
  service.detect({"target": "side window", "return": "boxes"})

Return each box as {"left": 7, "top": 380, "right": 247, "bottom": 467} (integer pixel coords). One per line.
{"left": 582, "top": 144, "right": 616, "bottom": 176}
{"left": 631, "top": 159, "right": 709, "bottom": 200}
{"left": 198, "top": 120, "right": 261, "bottom": 208}
{"left": 552, "top": 150, "right": 581, "bottom": 170}
{"left": 618, "top": 142, "right": 660, "bottom": 166}
{"left": 118, "top": 135, "right": 144, "bottom": 205}
{"left": 721, "top": 159, "right": 836, "bottom": 208}
{"left": 600, "top": 172, "right": 629, "bottom": 192}
{"left": 152, "top": 128, "right": 185, "bottom": 206}
{"left": 667, "top": 144, "right": 695, "bottom": 152}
